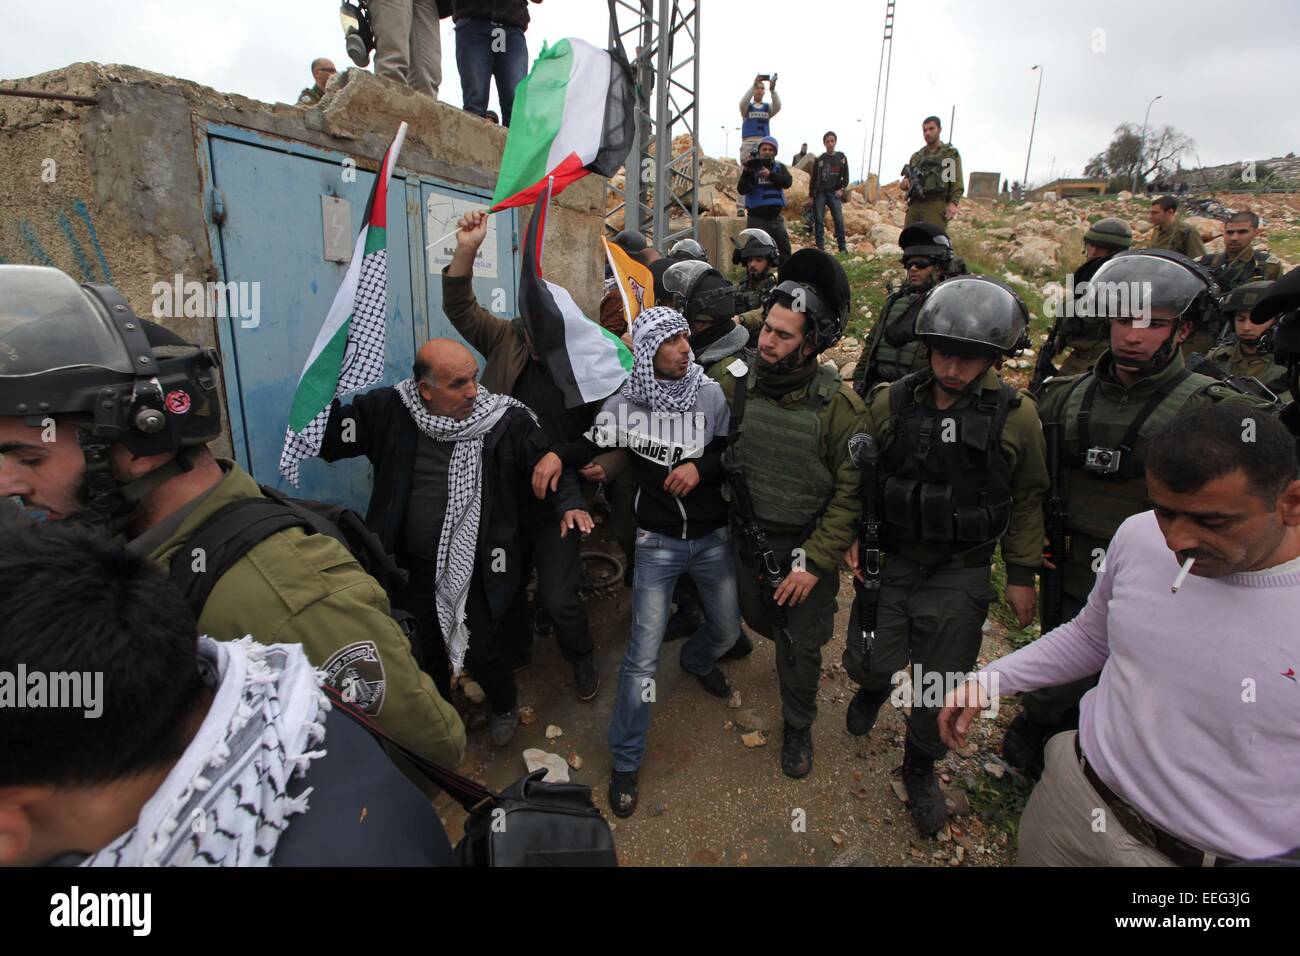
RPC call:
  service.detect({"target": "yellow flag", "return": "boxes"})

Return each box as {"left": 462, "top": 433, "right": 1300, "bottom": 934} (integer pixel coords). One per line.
{"left": 602, "top": 237, "right": 655, "bottom": 328}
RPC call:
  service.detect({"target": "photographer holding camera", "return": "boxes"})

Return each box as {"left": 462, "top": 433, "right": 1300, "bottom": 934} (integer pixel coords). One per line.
{"left": 737, "top": 136, "right": 793, "bottom": 265}
{"left": 738, "top": 74, "right": 781, "bottom": 164}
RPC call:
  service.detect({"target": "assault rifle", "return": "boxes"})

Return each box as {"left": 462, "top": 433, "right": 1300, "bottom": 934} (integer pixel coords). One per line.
{"left": 1185, "top": 352, "right": 1281, "bottom": 406}
{"left": 900, "top": 164, "right": 926, "bottom": 204}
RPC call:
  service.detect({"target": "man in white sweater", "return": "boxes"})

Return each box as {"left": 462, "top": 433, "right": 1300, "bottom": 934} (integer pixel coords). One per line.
{"left": 940, "top": 403, "right": 1300, "bottom": 865}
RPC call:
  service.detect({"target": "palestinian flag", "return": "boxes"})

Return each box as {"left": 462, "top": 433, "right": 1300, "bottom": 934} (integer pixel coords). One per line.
{"left": 490, "top": 37, "right": 634, "bottom": 211}
{"left": 279, "top": 122, "right": 408, "bottom": 485}
{"left": 520, "top": 178, "right": 632, "bottom": 407}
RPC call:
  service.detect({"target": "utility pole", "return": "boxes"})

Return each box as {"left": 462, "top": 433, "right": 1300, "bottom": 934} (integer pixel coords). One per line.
{"left": 864, "top": 0, "right": 897, "bottom": 195}
{"left": 1022, "top": 64, "right": 1042, "bottom": 188}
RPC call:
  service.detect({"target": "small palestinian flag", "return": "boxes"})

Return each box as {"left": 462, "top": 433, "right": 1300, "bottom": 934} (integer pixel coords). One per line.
{"left": 490, "top": 37, "right": 634, "bottom": 211}
{"left": 279, "top": 122, "right": 408, "bottom": 485}
{"left": 520, "top": 178, "right": 632, "bottom": 407}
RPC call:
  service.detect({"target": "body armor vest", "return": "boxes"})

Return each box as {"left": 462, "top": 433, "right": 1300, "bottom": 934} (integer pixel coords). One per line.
{"left": 879, "top": 373, "right": 1018, "bottom": 556}
{"left": 744, "top": 168, "right": 787, "bottom": 210}
{"left": 869, "top": 290, "right": 928, "bottom": 385}
{"left": 731, "top": 363, "right": 839, "bottom": 529}
{"left": 1052, "top": 369, "right": 1209, "bottom": 540}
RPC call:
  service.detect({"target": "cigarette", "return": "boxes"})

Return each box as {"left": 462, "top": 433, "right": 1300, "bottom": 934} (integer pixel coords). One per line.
{"left": 1171, "top": 557, "right": 1195, "bottom": 594}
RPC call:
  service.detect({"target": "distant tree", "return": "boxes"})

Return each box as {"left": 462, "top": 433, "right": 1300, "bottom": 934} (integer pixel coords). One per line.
{"left": 1092, "top": 123, "right": 1193, "bottom": 190}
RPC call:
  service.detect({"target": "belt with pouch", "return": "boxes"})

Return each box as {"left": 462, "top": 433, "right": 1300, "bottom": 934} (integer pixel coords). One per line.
{"left": 1074, "top": 736, "right": 1237, "bottom": 868}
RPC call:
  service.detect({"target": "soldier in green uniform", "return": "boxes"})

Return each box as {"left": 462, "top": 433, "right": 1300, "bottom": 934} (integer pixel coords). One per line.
{"left": 1204, "top": 281, "right": 1290, "bottom": 396}
{"left": 852, "top": 223, "right": 953, "bottom": 397}
{"left": 0, "top": 266, "right": 467, "bottom": 792}
{"left": 843, "top": 277, "right": 1048, "bottom": 837}
{"left": 707, "top": 249, "right": 866, "bottom": 778}
{"left": 1147, "top": 195, "right": 1206, "bottom": 259}
{"left": 1052, "top": 217, "right": 1133, "bottom": 377}
{"left": 297, "top": 57, "right": 337, "bottom": 106}
{"left": 1198, "top": 210, "right": 1284, "bottom": 292}
{"left": 731, "top": 228, "right": 780, "bottom": 346}
{"left": 901, "top": 115, "right": 964, "bottom": 228}
{"left": 1002, "top": 251, "right": 1276, "bottom": 776}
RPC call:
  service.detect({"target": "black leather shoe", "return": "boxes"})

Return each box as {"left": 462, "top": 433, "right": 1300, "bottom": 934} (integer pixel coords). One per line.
{"left": 609, "top": 770, "right": 639, "bottom": 818}
{"left": 685, "top": 664, "right": 731, "bottom": 699}
{"left": 572, "top": 654, "right": 600, "bottom": 702}
{"left": 663, "top": 604, "right": 704, "bottom": 642}
{"left": 718, "top": 631, "right": 754, "bottom": 661}
{"left": 781, "top": 723, "right": 813, "bottom": 779}
{"left": 1001, "top": 711, "right": 1058, "bottom": 779}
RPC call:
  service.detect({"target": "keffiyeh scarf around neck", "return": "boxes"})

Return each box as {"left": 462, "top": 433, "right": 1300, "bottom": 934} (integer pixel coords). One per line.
{"left": 621, "top": 306, "right": 706, "bottom": 412}
{"left": 396, "top": 378, "right": 532, "bottom": 674}
{"left": 83, "top": 637, "right": 329, "bottom": 867}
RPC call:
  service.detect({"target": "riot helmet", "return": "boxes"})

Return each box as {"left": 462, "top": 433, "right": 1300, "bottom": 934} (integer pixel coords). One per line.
{"left": 914, "top": 276, "right": 1030, "bottom": 358}
{"left": 764, "top": 248, "right": 850, "bottom": 353}
{"left": 732, "top": 227, "right": 779, "bottom": 266}
{"left": 668, "top": 238, "right": 708, "bottom": 263}
{"left": 663, "top": 260, "right": 736, "bottom": 322}
{"left": 0, "top": 265, "right": 222, "bottom": 524}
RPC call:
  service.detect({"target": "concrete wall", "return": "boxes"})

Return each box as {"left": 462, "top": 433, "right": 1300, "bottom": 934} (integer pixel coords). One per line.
{"left": 0, "top": 62, "right": 607, "bottom": 455}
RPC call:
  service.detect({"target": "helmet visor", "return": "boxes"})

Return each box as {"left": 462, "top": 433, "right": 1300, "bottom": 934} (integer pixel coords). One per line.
{"left": 1087, "top": 254, "right": 1207, "bottom": 321}
{"left": 662, "top": 260, "right": 712, "bottom": 299}
{"left": 914, "top": 280, "right": 1026, "bottom": 352}
{"left": 0, "top": 266, "right": 133, "bottom": 377}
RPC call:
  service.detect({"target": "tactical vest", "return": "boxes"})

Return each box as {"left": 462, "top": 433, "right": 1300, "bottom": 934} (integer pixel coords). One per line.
{"left": 867, "top": 291, "right": 927, "bottom": 385}
{"left": 1198, "top": 249, "right": 1276, "bottom": 291}
{"left": 741, "top": 102, "right": 772, "bottom": 140}
{"left": 1051, "top": 369, "right": 1209, "bottom": 540}
{"left": 730, "top": 363, "right": 839, "bottom": 528}
{"left": 744, "top": 167, "right": 787, "bottom": 211}
{"left": 910, "top": 147, "right": 954, "bottom": 199}
{"left": 879, "top": 373, "right": 1018, "bottom": 557}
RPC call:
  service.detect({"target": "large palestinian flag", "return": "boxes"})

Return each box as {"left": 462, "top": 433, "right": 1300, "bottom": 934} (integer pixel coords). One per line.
{"left": 490, "top": 37, "right": 634, "bottom": 211}
{"left": 520, "top": 178, "right": 632, "bottom": 407}
{"left": 279, "top": 122, "right": 408, "bottom": 485}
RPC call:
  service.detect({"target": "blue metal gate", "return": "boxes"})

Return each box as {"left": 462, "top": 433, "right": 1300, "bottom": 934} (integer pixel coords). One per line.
{"left": 202, "top": 125, "right": 518, "bottom": 511}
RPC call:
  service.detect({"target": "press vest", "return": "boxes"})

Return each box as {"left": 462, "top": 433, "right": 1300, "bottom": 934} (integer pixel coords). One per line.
{"left": 730, "top": 363, "right": 839, "bottom": 529}
{"left": 741, "top": 102, "right": 772, "bottom": 140}
{"left": 879, "top": 373, "right": 1018, "bottom": 558}
{"left": 744, "top": 166, "right": 787, "bottom": 211}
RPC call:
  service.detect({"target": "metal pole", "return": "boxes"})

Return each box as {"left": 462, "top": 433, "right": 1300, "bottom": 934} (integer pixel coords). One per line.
{"left": 865, "top": 0, "right": 895, "bottom": 190}
{"left": 875, "top": 11, "right": 896, "bottom": 184}
{"left": 652, "top": 0, "right": 673, "bottom": 248}
{"left": 857, "top": 118, "right": 867, "bottom": 182}
{"left": 1133, "top": 94, "right": 1162, "bottom": 193}
{"left": 948, "top": 105, "right": 955, "bottom": 143}
{"left": 690, "top": 2, "right": 699, "bottom": 240}
{"left": 1022, "top": 65, "right": 1042, "bottom": 188}
{"left": 723, "top": 125, "right": 729, "bottom": 159}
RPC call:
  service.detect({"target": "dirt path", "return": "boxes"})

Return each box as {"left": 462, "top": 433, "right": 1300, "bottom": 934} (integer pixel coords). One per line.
{"left": 436, "top": 527, "right": 1029, "bottom": 867}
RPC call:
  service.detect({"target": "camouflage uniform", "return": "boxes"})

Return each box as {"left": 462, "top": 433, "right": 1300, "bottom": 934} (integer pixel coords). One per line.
{"left": 1198, "top": 246, "right": 1284, "bottom": 292}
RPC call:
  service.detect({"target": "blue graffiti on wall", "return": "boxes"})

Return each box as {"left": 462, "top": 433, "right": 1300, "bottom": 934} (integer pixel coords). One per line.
{"left": 14, "top": 201, "right": 113, "bottom": 282}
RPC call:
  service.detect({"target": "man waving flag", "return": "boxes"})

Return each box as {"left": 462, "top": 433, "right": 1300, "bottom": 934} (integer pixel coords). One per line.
{"left": 520, "top": 177, "right": 632, "bottom": 407}
{"left": 280, "top": 122, "right": 408, "bottom": 485}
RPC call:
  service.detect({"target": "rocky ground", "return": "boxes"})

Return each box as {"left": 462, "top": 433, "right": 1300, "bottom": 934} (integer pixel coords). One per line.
{"left": 435, "top": 519, "right": 1036, "bottom": 868}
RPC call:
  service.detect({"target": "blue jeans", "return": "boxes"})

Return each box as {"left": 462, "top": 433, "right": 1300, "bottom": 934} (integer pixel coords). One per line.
{"left": 813, "top": 191, "right": 847, "bottom": 250}
{"left": 608, "top": 526, "right": 741, "bottom": 772}
{"left": 454, "top": 18, "right": 528, "bottom": 126}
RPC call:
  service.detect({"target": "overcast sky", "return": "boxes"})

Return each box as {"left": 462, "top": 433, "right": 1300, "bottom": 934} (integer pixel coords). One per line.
{"left": 5, "top": 0, "right": 1297, "bottom": 187}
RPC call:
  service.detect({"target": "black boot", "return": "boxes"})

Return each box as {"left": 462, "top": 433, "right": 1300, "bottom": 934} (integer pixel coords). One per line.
{"left": 901, "top": 740, "right": 948, "bottom": 837}
{"left": 663, "top": 603, "right": 704, "bottom": 642}
{"left": 781, "top": 723, "right": 814, "bottom": 779}
{"left": 846, "top": 685, "right": 891, "bottom": 737}
{"left": 1001, "top": 711, "right": 1059, "bottom": 779}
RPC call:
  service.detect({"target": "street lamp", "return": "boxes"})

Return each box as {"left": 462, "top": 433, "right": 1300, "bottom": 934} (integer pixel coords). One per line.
{"left": 722, "top": 125, "right": 730, "bottom": 159}
{"left": 1133, "top": 94, "right": 1163, "bottom": 193}
{"left": 1022, "top": 65, "right": 1042, "bottom": 189}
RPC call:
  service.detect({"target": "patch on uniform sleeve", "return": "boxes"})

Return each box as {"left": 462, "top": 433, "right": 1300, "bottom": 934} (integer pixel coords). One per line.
{"left": 322, "top": 641, "right": 387, "bottom": 714}
{"left": 726, "top": 358, "right": 749, "bottom": 378}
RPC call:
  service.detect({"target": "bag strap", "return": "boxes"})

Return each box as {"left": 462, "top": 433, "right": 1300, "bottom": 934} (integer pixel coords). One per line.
{"left": 322, "top": 684, "right": 496, "bottom": 814}
{"left": 167, "top": 498, "right": 315, "bottom": 617}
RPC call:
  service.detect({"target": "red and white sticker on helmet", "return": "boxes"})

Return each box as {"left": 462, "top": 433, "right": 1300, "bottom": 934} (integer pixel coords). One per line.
{"left": 165, "top": 390, "right": 191, "bottom": 415}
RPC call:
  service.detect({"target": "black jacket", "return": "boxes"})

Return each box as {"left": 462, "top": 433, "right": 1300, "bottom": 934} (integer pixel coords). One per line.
{"left": 319, "top": 386, "right": 584, "bottom": 616}
{"left": 810, "top": 151, "right": 850, "bottom": 195}
{"left": 452, "top": 0, "right": 533, "bottom": 29}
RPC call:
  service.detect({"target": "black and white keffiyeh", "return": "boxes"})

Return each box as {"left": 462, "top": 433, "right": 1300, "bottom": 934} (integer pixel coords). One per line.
{"left": 396, "top": 379, "right": 532, "bottom": 673}
{"left": 621, "top": 306, "right": 706, "bottom": 412}
{"left": 83, "top": 637, "right": 329, "bottom": 867}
